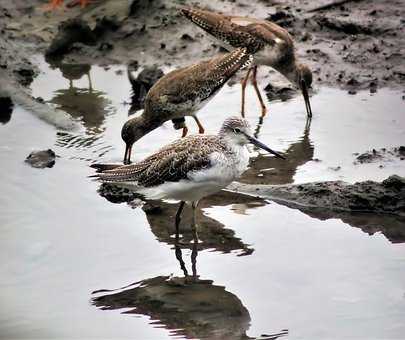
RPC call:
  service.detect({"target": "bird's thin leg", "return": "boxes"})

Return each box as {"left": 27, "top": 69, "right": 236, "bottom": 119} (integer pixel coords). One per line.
{"left": 241, "top": 68, "right": 252, "bottom": 118}
{"left": 174, "top": 201, "right": 189, "bottom": 277}
{"left": 251, "top": 66, "right": 267, "bottom": 117}
{"left": 191, "top": 228, "right": 198, "bottom": 279}
{"left": 87, "top": 71, "right": 93, "bottom": 92}
{"left": 192, "top": 116, "right": 205, "bottom": 134}
{"left": 181, "top": 126, "right": 188, "bottom": 138}
{"left": 175, "top": 201, "right": 186, "bottom": 235}
{"left": 191, "top": 201, "right": 199, "bottom": 237}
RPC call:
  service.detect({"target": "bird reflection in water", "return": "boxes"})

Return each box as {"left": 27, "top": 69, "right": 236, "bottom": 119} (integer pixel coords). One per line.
{"left": 46, "top": 58, "right": 112, "bottom": 134}
{"left": 242, "top": 118, "right": 313, "bottom": 185}
{"left": 97, "top": 186, "right": 267, "bottom": 255}
{"left": 92, "top": 227, "right": 288, "bottom": 340}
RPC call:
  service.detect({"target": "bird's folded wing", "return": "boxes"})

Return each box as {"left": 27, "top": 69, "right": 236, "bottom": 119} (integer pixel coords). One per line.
{"left": 95, "top": 136, "right": 226, "bottom": 187}
{"left": 181, "top": 7, "right": 263, "bottom": 53}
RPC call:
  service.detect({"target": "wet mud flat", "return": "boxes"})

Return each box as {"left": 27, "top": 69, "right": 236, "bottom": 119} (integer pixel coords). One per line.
{"left": 1, "top": 0, "right": 405, "bottom": 339}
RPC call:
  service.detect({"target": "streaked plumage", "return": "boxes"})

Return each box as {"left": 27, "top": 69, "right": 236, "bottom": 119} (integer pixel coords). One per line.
{"left": 92, "top": 117, "right": 285, "bottom": 231}
{"left": 180, "top": 7, "right": 313, "bottom": 118}
{"left": 121, "top": 48, "right": 253, "bottom": 164}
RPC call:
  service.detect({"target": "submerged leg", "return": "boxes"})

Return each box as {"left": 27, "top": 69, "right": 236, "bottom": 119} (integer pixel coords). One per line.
{"left": 175, "top": 201, "right": 186, "bottom": 235}
{"left": 251, "top": 66, "right": 267, "bottom": 117}
{"left": 192, "top": 116, "right": 205, "bottom": 134}
{"left": 191, "top": 228, "right": 198, "bottom": 278}
{"left": 241, "top": 68, "right": 252, "bottom": 118}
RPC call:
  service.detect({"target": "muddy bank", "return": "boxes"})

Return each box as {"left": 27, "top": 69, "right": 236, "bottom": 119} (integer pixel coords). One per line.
{"left": 230, "top": 175, "right": 405, "bottom": 216}
{"left": 1, "top": 0, "right": 404, "bottom": 97}
{"left": 354, "top": 146, "right": 405, "bottom": 164}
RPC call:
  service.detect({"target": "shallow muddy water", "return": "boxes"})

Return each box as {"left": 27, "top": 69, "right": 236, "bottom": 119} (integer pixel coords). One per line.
{"left": 1, "top": 58, "right": 404, "bottom": 339}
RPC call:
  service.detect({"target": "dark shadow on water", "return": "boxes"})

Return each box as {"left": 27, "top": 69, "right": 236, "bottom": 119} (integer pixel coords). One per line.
{"left": 143, "top": 191, "right": 267, "bottom": 255}
{"left": 92, "top": 229, "right": 288, "bottom": 340}
{"left": 0, "top": 96, "right": 14, "bottom": 125}
{"left": 242, "top": 118, "right": 313, "bottom": 185}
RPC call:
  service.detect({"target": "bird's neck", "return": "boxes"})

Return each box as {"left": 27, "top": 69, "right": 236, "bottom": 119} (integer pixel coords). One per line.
{"left": 130, "top": 111, "right": 162, "bottom": 140}
{"left": 274, "top": 59, "right": 300, "bottom": 87}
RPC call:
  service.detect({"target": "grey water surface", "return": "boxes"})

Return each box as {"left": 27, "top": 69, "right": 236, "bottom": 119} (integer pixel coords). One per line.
{"left": 0, "top": 57, "right": 404, "bottom": 339}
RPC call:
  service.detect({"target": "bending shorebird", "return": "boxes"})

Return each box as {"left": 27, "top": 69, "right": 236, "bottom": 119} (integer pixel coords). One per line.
{"left": 121, "top": 48, "right": 252, "bottom": 164}
{"left": 180, "top": 7, "right": 313, "bottom": 118}
{"left": 92, "top": 117, "right": 285, "bottom": 230}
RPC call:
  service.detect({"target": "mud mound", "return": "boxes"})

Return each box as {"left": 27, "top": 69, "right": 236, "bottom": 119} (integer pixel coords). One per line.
{"left": 231, "top": 175, "right": 405, "bottom": 216}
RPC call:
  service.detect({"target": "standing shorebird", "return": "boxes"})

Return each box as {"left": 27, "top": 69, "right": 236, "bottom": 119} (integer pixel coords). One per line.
{"left": 121, "top": 48, "right": 252, "bottom": 164}
{"left": 180, "top": 7, "right": 313, "bottom": 118}
{"left": 92, "top": 117, "right": 285, "bottom": 231}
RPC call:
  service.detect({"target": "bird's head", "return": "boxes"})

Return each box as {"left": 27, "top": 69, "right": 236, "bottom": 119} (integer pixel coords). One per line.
{"left": 121, "top": 114, "right": 160, "bottom": 164}
{"left": 296, "top": 63, "right": 313, "bottom": 117}
{"left": 219, "top": 117, "right": 285, "bottom": 159}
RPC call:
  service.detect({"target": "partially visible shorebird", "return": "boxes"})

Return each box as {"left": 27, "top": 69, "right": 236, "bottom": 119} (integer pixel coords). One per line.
{"left": 120, "top": 48, "right": 252, "bottom": 164}
{"left": 92, "top": 117, "right": 285, "bottom": 231}
{"left": 180, "top": 7, "right": 313, "bottom": 118}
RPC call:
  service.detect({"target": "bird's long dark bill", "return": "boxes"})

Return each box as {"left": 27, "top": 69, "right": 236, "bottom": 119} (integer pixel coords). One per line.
{"left": 244, "top": 133, "right": 286, "bottom": 160}
{"left": 123, "top": 144, "right": 132, "bottom": 164}
{"left": 301, "top": 80, "right": 313, "bottom": 118}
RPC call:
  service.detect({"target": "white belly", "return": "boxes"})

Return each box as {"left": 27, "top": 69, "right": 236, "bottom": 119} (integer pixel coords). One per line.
{"left": 142, "top": 146, "right": 250, "bottom": 203}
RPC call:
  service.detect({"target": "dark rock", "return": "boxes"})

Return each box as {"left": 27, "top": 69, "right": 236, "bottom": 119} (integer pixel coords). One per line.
{"left": 264, "top": 83, "right": 296, "bottom": 102}
{"left": 181, "top": 33, "right": 195, "bottom": 42}
{"left": 25, "top": 149, "right": 56, "bottom": 169}
{"left": 315, "top": 16, "right": 373, "bottom": 35}
{"left": 266, "top": 10, "right": 295, "bottom": 27}
{"left": 93, "top": 17, "right": 120, "bottom": 37}
{"left": 45, "top": 18, "right": 97, "bottom": 57}
{"left": 0, "top": 96, "right": 13, "bottom": 124}
{"left": 13, "top": 67, "right": 35, "bottom": 86}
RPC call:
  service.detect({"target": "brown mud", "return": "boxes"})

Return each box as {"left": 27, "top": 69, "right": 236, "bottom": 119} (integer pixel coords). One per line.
{"left": 1, "top": 0, "right": 404, "bottom": 94}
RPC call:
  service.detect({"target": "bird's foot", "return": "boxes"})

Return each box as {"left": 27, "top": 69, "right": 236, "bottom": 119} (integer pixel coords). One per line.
{"left": 43, "top": 0, "right": 64, "bottom": 10}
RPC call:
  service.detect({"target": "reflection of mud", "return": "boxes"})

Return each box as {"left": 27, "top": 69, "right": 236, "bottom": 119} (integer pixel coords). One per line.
{"left": 231, "top": 175, "right": 405, "bottom": 243}
{"left": 303, "top": 208, "right": 405, "bottom": 244}
{"left": 97, "top": 185, "right": 266, "bottom": 255}
{"left": 92, "top": 231, "right": 288, "bottom": 340}
{"left": 47, "top": 61, "right": 111, "bottom": 133}
{"left": 242, "top": 119, "right": 313, "bottom": 185}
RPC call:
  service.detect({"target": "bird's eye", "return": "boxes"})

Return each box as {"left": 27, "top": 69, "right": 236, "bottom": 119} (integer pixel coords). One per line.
{"left": 234, "top": 128, "right": 241, "bottom": 133}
